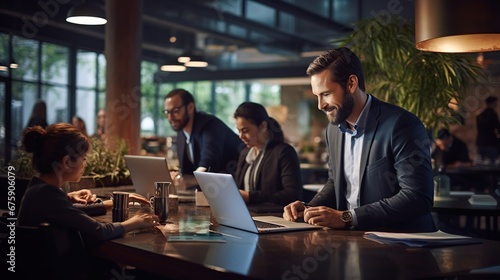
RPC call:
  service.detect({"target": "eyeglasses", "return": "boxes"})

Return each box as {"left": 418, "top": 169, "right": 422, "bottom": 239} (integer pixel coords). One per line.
{"left": 163, "top": 105, "right": 184, "bottom": 116}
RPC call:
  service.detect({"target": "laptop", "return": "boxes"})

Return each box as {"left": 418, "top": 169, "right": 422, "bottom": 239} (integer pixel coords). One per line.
{"left": 124, "top": 155, "right": 174, "bottom": 199}
{"left": 193, "top": 171, "right": 322, "bottom": 234}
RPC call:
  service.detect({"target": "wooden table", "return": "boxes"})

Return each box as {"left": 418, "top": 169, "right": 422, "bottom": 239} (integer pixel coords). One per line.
{"left": 94, "top": 203, "right": 500, "bottom": 280}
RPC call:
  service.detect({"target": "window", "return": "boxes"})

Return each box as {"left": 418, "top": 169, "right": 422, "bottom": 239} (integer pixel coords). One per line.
{"left": 41, "top": 43, "right": 68, "bottom": 85}
{"left": 42, "top": 85, "right": 68, "bottom": 123}
{"left": 12, "top": 36, "right": 38, "bottom": 81}
{"left": 141, "top": 61, "right": 158, "bottom": 136}
{"left": 77, "top": 50, "right": 97, "bottom": 88}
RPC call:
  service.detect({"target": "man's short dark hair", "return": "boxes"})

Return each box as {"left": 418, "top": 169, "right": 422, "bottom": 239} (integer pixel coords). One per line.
{"left": 437, "top": 128, "right": 450, "bottom": 140}
{"left": 165, "top": 88, "right": 195, "bottom": 107}
{"left": 306, "top": 47, "right": 366, "bottom": 92}
{"left": 485, "top": 96, "right": 498, "bottom": 105}
{"left": 165, "top": 88, "right": 196, "bottom": 112}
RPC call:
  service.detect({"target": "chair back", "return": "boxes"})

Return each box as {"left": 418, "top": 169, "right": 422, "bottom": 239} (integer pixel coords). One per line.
{"left": 1, "top": 218, "right": 89, "bottom": 280}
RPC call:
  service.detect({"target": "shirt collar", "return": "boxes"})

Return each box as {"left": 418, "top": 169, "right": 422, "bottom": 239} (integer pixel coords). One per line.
{"left": 338, "top": 94, "right": 372, "bottom": 137}
{"left": 182, "top": 130, "right": 191, "bottom": 143}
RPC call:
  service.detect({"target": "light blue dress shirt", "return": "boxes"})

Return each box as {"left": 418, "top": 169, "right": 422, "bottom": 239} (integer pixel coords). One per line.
{"left": 338, "top": 94, "right": 372, "bottom": 228}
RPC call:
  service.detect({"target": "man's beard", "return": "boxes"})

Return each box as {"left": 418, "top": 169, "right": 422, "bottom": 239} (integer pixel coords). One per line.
{"left": 324, "top": 89, "right": 354, "bottom": 125}
{"left": 170, "top": 113, "right": 190, "bottom": 132}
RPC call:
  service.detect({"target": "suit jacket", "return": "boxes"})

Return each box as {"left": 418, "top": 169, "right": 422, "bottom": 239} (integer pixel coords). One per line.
{"left": 235, "top": 141, "right": 303, "bottom": 206}
{"left": 309, "top": 96, "right": 437, "bottom": 232}
{"left": 176, "top": 112, "right": 244, "bottom": 175}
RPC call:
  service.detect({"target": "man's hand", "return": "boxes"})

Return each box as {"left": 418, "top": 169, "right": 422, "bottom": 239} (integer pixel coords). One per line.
{"left": 239, "top": 190, "right": 249, "bottom": 203}
{"left": 303, "top": 206, "right": 345, "bottom": 228}
{"left": 283, "top": 200, "right": 306, "bottom": 221}
{"left": 67, "top": 189, "right": 96, "bottom": 204}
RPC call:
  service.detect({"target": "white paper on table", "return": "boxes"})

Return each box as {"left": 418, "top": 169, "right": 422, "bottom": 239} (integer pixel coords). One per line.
{"left": 468, "top": 194, "right": 497, "bottom": 206}
{"left": 363, "top": 230, "right": 481, "bottom": 247}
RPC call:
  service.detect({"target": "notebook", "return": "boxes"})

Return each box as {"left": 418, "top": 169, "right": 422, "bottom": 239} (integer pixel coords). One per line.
{"left": 124, "top": 155, "right": 173, "bottom": 199}
{"left": 193, "top": 171, "right": 322, "bottom": 234}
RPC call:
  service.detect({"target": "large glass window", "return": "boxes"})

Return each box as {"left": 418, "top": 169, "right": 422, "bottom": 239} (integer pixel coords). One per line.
{"left": 12, "top": 37, "right": 38, "bottom": 82}
{"left": 42, "top": 85, "right": 68, "bottom": 123}
{"left": 140, "top": 61, "right": 158, "bottom": 136}
{"left": 76, "top": 89, "right": 97, "bottom": 135}
{"left": 249, "top": 83, "right": 281, "bottom": 105}
{"left": 77, "top": 50, "right": 97, "bottom": 88}
{"left": 12, "top": 81, "right": 38, "bottom": 142}
{"left": 41, "top": 43, "right": 69, "bottom": 85}
{"left": 97, "top": 54, "right": 106, "bottom": 92}
{"left": 193, "top": 81, "right": 212, "bottom": 113}
{"left": 0, "top": 34, "right": 8, "bottom": 76}
{"left": 214, "top": 81, "right": 245, "bottom": 130}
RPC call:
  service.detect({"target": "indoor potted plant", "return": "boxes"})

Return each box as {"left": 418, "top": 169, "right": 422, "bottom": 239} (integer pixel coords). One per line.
{"left": 334, "top": 16, "right": 486, "bottom": 133}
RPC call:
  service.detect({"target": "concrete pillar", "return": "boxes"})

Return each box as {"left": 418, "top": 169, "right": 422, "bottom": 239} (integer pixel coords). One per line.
{"left": 104, "top": 0, "right": 143, "bottom": 154}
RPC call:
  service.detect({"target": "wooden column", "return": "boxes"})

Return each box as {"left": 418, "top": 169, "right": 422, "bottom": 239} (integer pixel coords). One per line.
{"left": 104, "top": 0, "right": 142, "bottom": 154}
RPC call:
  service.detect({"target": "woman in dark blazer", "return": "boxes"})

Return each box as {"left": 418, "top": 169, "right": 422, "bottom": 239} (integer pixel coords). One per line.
{"left": 234, "top": 102, "right": 302, "bottom": 206}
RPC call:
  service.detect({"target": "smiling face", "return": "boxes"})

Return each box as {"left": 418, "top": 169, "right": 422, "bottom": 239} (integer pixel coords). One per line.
{"left": 164, "top": 95, "right": 190, "bottom": 132}
{"left": 311, "top": 70, "right": 354, "bottom": 125}
{"left": 235, "top": 117, "right": 267, "bottom": 149}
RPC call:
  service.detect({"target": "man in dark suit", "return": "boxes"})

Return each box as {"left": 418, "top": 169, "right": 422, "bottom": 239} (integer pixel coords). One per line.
{"left": 164, "top": 89, "right": 243, "bottom": 188}
{"left": 284, "top": 47, "right": 436, "bottom": 232}
{"left": 432, "top": 128, "right": 472, "bottom": 169}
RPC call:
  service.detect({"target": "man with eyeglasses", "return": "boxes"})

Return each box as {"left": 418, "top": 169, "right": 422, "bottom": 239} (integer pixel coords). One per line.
{"left": 164, "top": 88, "right": 243, "bottom": 189}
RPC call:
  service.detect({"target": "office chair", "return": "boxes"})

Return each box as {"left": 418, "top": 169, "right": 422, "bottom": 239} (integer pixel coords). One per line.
{"left": 1, "top": 217, "right": 89, "bottom": 280}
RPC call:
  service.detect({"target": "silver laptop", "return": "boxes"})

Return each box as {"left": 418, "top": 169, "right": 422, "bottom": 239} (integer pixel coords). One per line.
{"left": 193, "top": 171, "right": 322, "bottom": 234}
{"left": 124, "top": 155, "right": 173, "bottom": 199}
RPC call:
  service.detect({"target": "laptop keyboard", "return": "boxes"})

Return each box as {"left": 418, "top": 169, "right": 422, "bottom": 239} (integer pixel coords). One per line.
{"left": 254, "top": 220, "right": 285, "bottom": 229}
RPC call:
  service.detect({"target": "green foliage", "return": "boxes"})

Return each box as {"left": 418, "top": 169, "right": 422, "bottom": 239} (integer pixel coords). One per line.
{"left": 84, "top": 137, "right": 130, "bottom": 183}
{"left": 0, "top": 151, "right": 37, "bottom": 179}
{"left": 1, "top": 138, "right": 130, "bottom": 185}
{"left": 334, "top": 16, "right": 486, "bottom": 133}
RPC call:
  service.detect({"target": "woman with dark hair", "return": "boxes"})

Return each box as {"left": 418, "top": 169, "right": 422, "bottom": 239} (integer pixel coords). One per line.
{"left": 25, "top": 100, "right": 48, "bottom": 129}
{"left": 72, "top": 115, "right": 89, "bottom": 138}
{"left": 233, "top": 102, "right": 302, "bottom": 206}
{"left": 17, "top": 123, "right": 155, "bottom": 238}
{"left": 17, "top": 123, "right": 155, "bottom": 279}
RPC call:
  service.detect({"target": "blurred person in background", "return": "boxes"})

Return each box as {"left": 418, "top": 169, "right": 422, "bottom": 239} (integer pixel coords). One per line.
{"left": 72, "top": 115, "right": 89, "bottom": 138}
{"left": 25, "top": 100, "right": 48, "bottom": 130}
{"left": 476, "top": 96, "right": 500, "bottom": 165}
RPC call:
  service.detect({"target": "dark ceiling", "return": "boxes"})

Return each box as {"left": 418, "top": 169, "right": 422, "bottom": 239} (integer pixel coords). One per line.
{"left": 16, "top": 1, "right": 500, "bottom": 83}
{"left": 0, "top": 0, "right": 367, "bottom": 81}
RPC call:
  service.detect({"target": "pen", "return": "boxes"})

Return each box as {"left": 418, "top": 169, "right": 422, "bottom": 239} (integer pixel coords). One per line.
{"left": 301, "top": 201, "right": 310, "bottom": 208}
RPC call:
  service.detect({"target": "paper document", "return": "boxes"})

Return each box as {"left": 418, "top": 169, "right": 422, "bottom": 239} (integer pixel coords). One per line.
{"left": 363, "top": 230, "right": 481, "bottom": 247}
{"left": 468, "top": 194, "right": 497, "bottom": 206}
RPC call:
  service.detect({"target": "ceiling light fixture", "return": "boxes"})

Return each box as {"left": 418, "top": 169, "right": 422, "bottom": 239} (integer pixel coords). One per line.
{"left": 415, "top": 0, "right": 500, "bottom": 53}
{"left": 160, "top": 60, "right": 186, "bottom": 72}
{"left": 66, "top": 1, "right": 107, "bottom": 25}
{"left": 9, "top": 61, "right": 18, "bottom": 69}
{"left": 184, "top": 54, "right": 208, "bottom": 67}
{"left": 177, "top": 52, "right": 192, "bottom": 64}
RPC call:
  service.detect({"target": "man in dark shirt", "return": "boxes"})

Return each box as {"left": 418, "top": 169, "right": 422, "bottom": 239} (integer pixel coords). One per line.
{"left": 476, "top": 96, "right": 500, "bottom": 165}
{"left": 432, "top": 128, "right": 472, "bottom": 169}
{"left": 432, "top": 128, "right": 489, "bottom": 190}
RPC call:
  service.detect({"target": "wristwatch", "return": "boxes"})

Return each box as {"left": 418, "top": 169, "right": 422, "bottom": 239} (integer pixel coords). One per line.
{"left": 340, "top": 210, "right": 353, "bottom": 229}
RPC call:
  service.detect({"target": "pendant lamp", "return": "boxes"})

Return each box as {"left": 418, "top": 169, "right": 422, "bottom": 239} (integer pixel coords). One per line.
{"left": 415, "top": 0, "right": 500, "bottom": 53}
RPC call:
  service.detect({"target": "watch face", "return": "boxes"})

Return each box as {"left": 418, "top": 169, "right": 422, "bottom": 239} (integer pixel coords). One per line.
{"left": 341, "top": 211, "right": 352, "bottom": 223}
